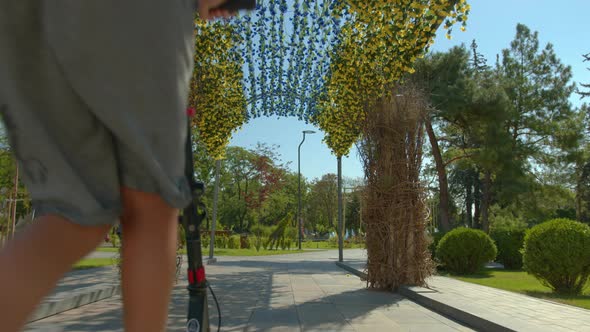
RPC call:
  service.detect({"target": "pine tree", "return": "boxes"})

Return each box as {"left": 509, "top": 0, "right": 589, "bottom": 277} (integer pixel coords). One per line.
{"left": 578, "top": 53, "right": 590, "bottom": 99}
{"left": 469, "top": 39, "right": 489, "bottom": 74}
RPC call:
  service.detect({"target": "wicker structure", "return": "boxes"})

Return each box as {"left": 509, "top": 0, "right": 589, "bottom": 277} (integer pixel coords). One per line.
{"left": 358, "top": 86, "right": 434, "bottom": 290}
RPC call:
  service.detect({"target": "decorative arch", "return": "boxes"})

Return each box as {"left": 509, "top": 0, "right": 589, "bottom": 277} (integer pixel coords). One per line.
{"left": 189, "top": 0, "right": 470, "bottom": 159}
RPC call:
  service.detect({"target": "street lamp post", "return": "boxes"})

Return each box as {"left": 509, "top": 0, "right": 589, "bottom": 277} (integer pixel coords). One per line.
{"left": 298, "top": 130, "right": 315, "bottom": 250}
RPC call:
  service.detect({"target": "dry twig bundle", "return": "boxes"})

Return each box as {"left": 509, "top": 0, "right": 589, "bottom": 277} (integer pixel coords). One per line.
{"left": 358, "top": 85, "right": 434, "bottom": 290}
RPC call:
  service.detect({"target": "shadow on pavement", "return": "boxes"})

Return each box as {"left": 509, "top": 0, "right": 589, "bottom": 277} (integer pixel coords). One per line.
{"left": 27, "top": 251, "right": 454, "bottom": 332}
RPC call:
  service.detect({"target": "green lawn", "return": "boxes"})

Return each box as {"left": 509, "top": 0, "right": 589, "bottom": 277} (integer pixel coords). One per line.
{"left": 184, "top": 248, "right": 311, "bottom": 256}
{"left": 73, "top": 258, "right": 116, "bottom": 270}
{"left": 100, "top": 240, "right": 362, "bottom": 253}
{"left": 444, "top": 269, "right": 590, "bottom": 310}
{"left": 100, "top": 246, "right": 316, "bottom": 256}
{"left": 301, "top": 241, "right": 364, "bottom": 249}
{"left": 96, "top": 247, "right": 119, "bottom": 253}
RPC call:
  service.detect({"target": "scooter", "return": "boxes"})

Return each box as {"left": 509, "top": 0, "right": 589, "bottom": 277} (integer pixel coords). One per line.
{"left": 181, "top": 3, "right": 256, "bottom": 331}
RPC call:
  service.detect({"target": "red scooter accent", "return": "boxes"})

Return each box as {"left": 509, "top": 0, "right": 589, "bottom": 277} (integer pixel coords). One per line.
{"left": 187, "top": 267, "right": 206, "bottom": 285}
{"left": 196, "top": 267, "right": 206, "bottom": 283}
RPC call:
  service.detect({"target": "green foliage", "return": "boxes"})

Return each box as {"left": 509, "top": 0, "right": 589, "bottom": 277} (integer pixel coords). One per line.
{"left": 263, "top": 237, "right": 271, "bottom": 250}
{"left": 73, "top": 258, "right": 116, "bottom": 270}
{"left": 513, "top": 183, "right": 576, "bottom": 227}
{"left": 490, "top": 227, "right": 526, "bottom": 269}
{"left": 523, "top": 218, "right": 590, "bottom": 295}
{"left": 345, "top": 191, "right": 362, "bottom": 234}
{"left": 250, "top": 224, "right": 272, "bottom": 237}
{"left": 250, "top": 224, "right": 272, "bottom": 252}
{"left": 428, "top": 232, "right": 446, "bottom": 261}
{"left": 177, "top": 225, "right": 186, "bottom": 248}
{"left": 214, "top": 144, "right": 296, "bottom": 233}
{"left": 304, "top": 239, "right": 366, "bottom": 250}
{"left": 280, "top": 238, "right": 289, "bottom": 250}
{"left": 577, "top": 158, "right": 590, "bottom": 224}
{"left": 328, "top": 235, "right": 338, "bottom": 246}
{"left": 416, "top": 23, "right": 579, "bottom": 233}
{"left": 436, "top": 227, "right": 497, "bottom": 275}
{"left": 227, "top": 235, "right": 240, "bottom": 249}
{"left": 313, "top": 224, "right": 330, "bottom": 237}
{"left": 241, "top": 235, "right": 251, "bottom": 249}
{"left": 215, "top": 235, "right": 228, "bottom": 249}
{"left": 306, "top": 174, "right": 338, "bottom": 234}
{"left": 266, "top": 214, "right": 293, "bottom": 250}
{"left": 489, "top": 205, "right": 528, "bottom": 230}
{"left": 253, "top": 236, "right": 263, "bottom": 251}
{"left": 578, "top": 53, "right": 590, "bottom": 99}
{"left": 284, "top": 226, "right": 297, "bottom": 242}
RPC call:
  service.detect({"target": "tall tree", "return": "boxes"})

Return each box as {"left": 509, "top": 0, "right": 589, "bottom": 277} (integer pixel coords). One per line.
{"left": 415, "top": 42, "right": 515, "bottom": 232}
{"left": 578, "top": 53, "right": 590, "bottom": 99}
{"left": 496, "top": 24, "right": 575, "bottom": 227}
{"left": 308, "top": 174, "right": 338, "bottom": 234}
{"left": 219, "top": 146, "right": 256, "bottom": 232}
{"left": 344, "top": 190, "right": 361, "bottom": 235}
{"left": 470, "top": 39, "right": 489, "bottom": 73}
{"left": 414, "top": 46, "right": 472, "bottom": 232}
{"left": 550, "top": 104, "right": 590, "bottom": 222}
{"left": 501, "top": 23, "right": 575, "bottom": 161}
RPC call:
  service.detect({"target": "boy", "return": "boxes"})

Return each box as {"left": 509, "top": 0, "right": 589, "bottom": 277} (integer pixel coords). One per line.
{"left": 0, "top": 1, "right": 230, "bottom": 331}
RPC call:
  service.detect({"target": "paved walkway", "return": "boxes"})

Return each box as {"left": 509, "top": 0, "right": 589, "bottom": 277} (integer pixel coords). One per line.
{"left": 343, "top": 252, "right": 590, "bottom": 332}
{"left": 84, "top": 251, "right": 119, "bottom": 260}
{"left": 26, "top": 250, "right": 471, "bottom": 332}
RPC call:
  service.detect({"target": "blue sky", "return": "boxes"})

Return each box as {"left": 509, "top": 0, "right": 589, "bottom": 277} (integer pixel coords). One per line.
{"left": 230, "top": 0, "right": 590, "bottom": 182}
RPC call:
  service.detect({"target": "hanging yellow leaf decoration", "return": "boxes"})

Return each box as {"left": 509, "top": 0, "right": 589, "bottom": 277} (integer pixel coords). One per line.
{"left": 318, "top": 0, "right": 470, "bottom": 157}
{"left": 188, "top": 19, "right": 247, "bottom": 160}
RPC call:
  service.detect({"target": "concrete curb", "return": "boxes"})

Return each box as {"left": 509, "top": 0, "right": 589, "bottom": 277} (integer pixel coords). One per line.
{"left": 335, "top": 261, "right": 366, "bottom": 279}
{"left": 28, "top": 284, "right": 121, "bottom": 322}
{"left": 335, "top": 262, "right": 514, "bottom": 332}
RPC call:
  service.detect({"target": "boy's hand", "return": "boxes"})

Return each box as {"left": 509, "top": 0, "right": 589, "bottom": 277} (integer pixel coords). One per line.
{"left": 198, "top": 0, "right": 233, "bottom": 20}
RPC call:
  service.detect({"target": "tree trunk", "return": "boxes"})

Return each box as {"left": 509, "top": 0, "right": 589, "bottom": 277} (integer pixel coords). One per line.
{"left": 337, "top": 156, "right": 343, "bottom": 262}
{"left": 576, "top": 163, "right": 585, "bottom": 222}
{"left": 466, "top": 179, "right": 473, "bottom": 227}
{"left": 481, "top": 170, "right": 492, "bottom": 233}
{"left": 473, "top": 173, "right": 481, "bottom": 228}
{"left": 425, "top": 117, "right": 451, "bottom": 232}
{"left": 209, "top": 159, "right": 221, "bottom": 259}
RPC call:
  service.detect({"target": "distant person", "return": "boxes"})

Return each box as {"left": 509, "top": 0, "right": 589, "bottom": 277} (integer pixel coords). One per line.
{"left": 0, "top": 1, "right": 231, "bottom": 331}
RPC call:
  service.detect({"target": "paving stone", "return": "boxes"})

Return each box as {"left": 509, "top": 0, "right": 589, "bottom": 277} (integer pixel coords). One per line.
{"left": 397, "top": 323, "right": 461, "bottom": 332}
{"left": 26, "top": 250, "right": 473, "bottom": 332}
{"left": 248, "top": 307, "right": 300, "bottom": 330}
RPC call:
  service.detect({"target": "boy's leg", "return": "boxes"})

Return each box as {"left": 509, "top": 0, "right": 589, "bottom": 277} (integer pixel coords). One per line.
{"left": 0, "top": 216, "right": 110, "bottom": 332}
{"left": 120, "top": 187, "right": 179, "bottom": 332}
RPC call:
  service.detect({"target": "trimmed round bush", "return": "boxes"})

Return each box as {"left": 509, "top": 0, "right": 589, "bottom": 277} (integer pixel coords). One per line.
{"left": 490, "top": 228, "right": 526, "bottom": 269}
{"left": 523, "top": 218, "right": 590, "bottom": 295}
{"left": 436, "top": 227, "right": 497, "bottom": 275}
{"left": 428, "top": 231, "right": 446, "bottom": 260}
